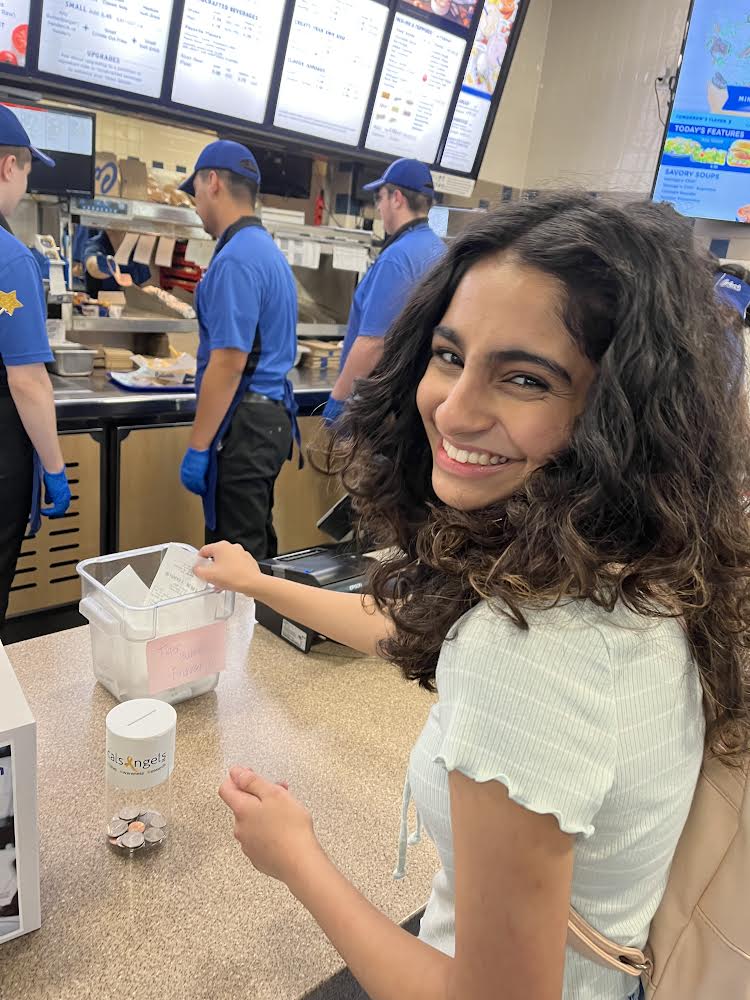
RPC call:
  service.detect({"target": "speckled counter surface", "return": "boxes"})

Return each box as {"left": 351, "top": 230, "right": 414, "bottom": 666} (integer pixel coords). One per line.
{"left": 1, "top": 597, "right": 438, "bottom": 1000}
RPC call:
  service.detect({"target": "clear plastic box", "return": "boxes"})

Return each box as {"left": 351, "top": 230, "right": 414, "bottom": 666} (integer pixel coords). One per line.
{"left": 77, "top": 543, "right": 235, "bottom": 705}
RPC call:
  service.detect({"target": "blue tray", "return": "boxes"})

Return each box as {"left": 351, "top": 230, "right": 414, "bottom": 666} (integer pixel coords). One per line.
{"left": 107, "top": 371, "right": 195, "bottom": 393}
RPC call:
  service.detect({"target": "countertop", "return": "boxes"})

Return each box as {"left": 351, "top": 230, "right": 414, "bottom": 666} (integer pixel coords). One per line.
{"left": 1, "top": 599, "right": 438, "bottom": 1000}
{"left": 51, "top": 368, "right": 336, "bottom": 420}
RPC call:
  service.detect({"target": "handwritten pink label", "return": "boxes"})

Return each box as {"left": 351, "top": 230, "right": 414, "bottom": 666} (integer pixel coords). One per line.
{"left": 146, "top": 621, "right": 226, "bottom": 695}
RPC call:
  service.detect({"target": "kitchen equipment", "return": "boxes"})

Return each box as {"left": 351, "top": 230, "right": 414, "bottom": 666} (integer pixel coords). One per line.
{"left": 47, "top": 345, "right": 97, "bottom": 376}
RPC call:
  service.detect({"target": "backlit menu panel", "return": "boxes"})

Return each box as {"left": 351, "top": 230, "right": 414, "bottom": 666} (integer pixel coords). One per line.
{"left": 171, "top": 0, "right": 284, "bottom": 123}
{"left": 274, "top": 0, "right": 388, "bottom": 146}
{"left": 38, "top": 0, "right": 174, "bottom": 98}
{"left": 441, "top": 0, "right": 522, "bottom": 172}
{"left": 0, "top": 1, "right": 29, "bottom": 67}
{"left": 653, "top": 0, "right": 750, "bottom": 225}
{"left": 365, "top": 12, "right": 465, "bottom": 163}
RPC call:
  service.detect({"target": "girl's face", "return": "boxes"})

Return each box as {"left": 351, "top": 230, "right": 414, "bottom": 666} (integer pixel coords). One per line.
{"left": 416, "top": 256, "right": 597, "bottom": 511}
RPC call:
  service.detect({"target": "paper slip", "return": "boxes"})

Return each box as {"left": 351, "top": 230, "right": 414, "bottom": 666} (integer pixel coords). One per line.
{"left": 106, "top": 565, "right": 152, "bottom": 607}
{"left": 302, "top": 242, "right": 322, "bottom": 269}
{"left": 332, "top": 245, "right": 369, "bottom": 273}
{"left": 155, "top": 236, "right": 176, "bottom": 268}
{"left": 114, "top": 231, "right": 140, "bottom": 265}
{"left": 148, "top": 545, "right": 208, "bottom": 604}
{"left": 133, "top": 233, "right": 157, "bottom": 266}
{"left": 185, "top": 239, "right": 214, "bottom": 269}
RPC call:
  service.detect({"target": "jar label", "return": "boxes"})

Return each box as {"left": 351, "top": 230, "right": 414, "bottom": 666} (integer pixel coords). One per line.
{"left": 146, "top": 621, "right": 226, "bottom": 695}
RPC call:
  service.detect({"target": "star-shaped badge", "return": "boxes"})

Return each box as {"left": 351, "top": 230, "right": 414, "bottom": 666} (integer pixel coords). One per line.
{"left": 0, "top": 290, "right": 23, "bottom": 317}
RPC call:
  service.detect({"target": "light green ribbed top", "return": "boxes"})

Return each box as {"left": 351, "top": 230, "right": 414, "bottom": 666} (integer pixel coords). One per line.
{"left": 407, "top": 599, "right": 704, "bottom": 1000}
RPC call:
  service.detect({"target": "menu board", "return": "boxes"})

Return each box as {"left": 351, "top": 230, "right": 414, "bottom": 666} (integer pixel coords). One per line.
{"left": 171, "top": 0, "right": 284, "bottom": 123}
{"left": 0, "top": 1, "right": 29, "bottom": 67}
{"left": 38, "top": 0, "right": 174, "bottom": 98}
{"left": 442, "top": 0, "right": 522, "bottom": 172}
{"left": 365, "top": 12, "right": 465, "bottom": 162}
{"left": 653, "top": 0, "right": 750, "bottom": 225}
{"left": 274, "top": 0, "right": 388, "bottom": 145}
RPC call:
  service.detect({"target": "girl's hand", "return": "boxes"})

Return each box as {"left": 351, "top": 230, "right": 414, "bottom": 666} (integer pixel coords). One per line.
{"left": 218, "top": 766, "right": 321, "bottom": 884}
{"left": 196, "top": 541, "right": 264, "bottom": 595}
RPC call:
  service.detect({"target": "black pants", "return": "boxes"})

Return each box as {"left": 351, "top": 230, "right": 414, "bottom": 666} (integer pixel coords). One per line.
{"left": 0, "top": 396, "right": 33, "bottom": 626}
{"left": 205, "top": 398, "right": 292, "bottom": 560}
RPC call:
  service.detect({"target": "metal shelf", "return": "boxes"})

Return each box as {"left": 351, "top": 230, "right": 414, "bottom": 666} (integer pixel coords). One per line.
{"left": 72, "top": 315, "right": 197, "bottom": 334}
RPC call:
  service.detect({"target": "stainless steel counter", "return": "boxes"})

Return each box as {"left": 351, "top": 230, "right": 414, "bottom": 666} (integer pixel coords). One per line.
{"left": 51, "top": 367, "right": 334, "bottom": 420}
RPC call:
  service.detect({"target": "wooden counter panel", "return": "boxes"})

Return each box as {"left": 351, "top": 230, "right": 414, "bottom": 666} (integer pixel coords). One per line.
{"left": 7, "top": 431, "right": 102, "bottom": 617}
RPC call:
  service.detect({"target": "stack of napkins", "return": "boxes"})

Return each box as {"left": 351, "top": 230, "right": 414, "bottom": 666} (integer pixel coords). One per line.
{"left": 105, "top": 545, "right": 208, "bottom": 608}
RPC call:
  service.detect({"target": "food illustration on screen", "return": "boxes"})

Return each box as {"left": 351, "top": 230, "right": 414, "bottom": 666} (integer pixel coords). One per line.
{"left": 727, "top": 138, "right": 750, "bottom": 167}
{"left": 463, "top": 0, "right": 519, "bottom": 96}
{"left": 402, "top": 0, "right": 478, "bottom": 30}
{"left": 0, "top": 1, "right": 29, "bottom": 67}
{"left": 737, "top": 204, "right": 750, "bottom": 223}
{"left": 706, "top": 12, "right": 750, "bottom": 116}
{"left": 0, "top": 743, "right": 19, "bottom": 942}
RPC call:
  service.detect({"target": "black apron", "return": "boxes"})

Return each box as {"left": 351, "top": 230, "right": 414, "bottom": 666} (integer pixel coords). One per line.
{"left": 195, "top": 216, "right": 301, "bottom": 532}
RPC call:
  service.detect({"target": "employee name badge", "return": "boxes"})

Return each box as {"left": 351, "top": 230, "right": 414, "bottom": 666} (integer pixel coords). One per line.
{"left": 0, "top": 644, "right": 40, "bottom": 945}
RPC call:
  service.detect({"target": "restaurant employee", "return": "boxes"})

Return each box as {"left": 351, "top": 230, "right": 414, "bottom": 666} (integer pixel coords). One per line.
{"left": 178, "top": 141, "right": 298, "bottom": 560}
{"left": 322, "top": 158, "right": 444, "bottom": 424}
{"left": 0, "top": 105, "right": 71, "bottom": 625}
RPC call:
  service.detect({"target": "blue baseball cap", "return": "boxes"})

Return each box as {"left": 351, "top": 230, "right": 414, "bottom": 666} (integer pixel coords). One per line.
{"left": 363, "top": 158, "right": 434, "bottom": 197}
{"left": 179, "top": 140, "right": 261, "bottom": 196}
{"left": 0, "top": 104, "right": 55, "bottom": 167}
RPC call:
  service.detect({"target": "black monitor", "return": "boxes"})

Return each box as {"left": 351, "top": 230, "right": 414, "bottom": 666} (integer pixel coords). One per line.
{"left": 2, "top": 102, "right": 95, "bottom": 197}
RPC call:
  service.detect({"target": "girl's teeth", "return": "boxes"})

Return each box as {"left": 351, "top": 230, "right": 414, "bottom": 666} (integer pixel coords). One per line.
{"left": 443, "top": 439, "right": 507, "bottom": 466}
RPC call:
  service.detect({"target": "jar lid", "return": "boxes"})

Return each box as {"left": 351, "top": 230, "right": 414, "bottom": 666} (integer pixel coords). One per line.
{"left": 106, "top": 699, "right": 176, "bottom": 742}
{"left": 105, "top": 699, "right": 176, "bottom": 792}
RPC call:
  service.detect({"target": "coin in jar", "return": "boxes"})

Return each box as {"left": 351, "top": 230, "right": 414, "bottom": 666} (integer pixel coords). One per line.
{"left": 107, "top": 818, "right": 128, "bottom": 838}
{"left": 145, "top": 811, "right": 166, "bottom": 829}
{"left": 144, "top": 827, "right": 165, "bottom": 845}
{"left": 128, "top": 821, "right": 146, "bottom": 833}
{"left": 119, "top": 831, "right": 145, "bottom": 850}
{"left": 118, "top": 806, "right": 141, "bottom": 823}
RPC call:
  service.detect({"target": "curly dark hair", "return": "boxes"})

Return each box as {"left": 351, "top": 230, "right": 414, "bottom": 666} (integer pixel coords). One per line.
{"left": 325, "top": 192, "right": 750, "bottom": 758}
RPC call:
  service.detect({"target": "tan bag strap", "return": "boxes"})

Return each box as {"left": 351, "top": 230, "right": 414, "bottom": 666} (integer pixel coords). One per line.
{"left": 567, "top": 909, "right": 652, "bottom": 979}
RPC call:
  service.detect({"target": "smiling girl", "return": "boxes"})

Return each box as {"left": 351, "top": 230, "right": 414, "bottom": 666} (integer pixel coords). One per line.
{"left": 197, "top": 193, "right": 750, "bottom": 1000}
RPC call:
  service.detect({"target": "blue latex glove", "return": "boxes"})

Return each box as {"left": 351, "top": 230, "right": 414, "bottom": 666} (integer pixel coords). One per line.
{"left": 41, "top": 468, "right": 71, "bottom": 518}
{"left": 322, "top": 395, "right": 345, "bottom": 427}
{"left": 180, "top": 448, "right": 210, "bottom": 496}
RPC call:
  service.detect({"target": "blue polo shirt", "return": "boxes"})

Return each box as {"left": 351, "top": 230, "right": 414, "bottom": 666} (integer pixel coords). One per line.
{"left": 195, "top": 223, "right": 297, "bottom": 399}
{"left": 340, "top": 220, "right": 444, "bottom": 369}
{"left": 0, "top": 227, "right": 53, "bottom": 394}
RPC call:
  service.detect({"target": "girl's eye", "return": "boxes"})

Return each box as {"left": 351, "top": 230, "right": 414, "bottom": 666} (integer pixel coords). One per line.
{"left": 432, "top": 348, "right": 462, "bottom": 366}
{"left": 508, "top": 374, "right": 549, "bottom": 390}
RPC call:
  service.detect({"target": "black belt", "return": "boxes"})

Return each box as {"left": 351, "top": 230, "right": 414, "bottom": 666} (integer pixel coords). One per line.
{"left": 243, "top": 391, "right": 283, "bottom": 406}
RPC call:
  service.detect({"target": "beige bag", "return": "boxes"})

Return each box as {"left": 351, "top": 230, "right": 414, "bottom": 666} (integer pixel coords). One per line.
{"left": 568, "top": 753, "right": 750, "bottom": 998}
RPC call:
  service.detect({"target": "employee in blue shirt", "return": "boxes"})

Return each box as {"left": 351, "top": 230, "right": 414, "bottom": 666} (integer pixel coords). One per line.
{"left": 322, "top": 158, "right": 445, "bottom": 424}
{"left": 82, "top": 228, "right": 151, "bottom": 295}
{"left": 0, "top": 105, "right": 71, "bottom": 626}
{"left": 178, "top": 141, "right": 298, "bottom": 560}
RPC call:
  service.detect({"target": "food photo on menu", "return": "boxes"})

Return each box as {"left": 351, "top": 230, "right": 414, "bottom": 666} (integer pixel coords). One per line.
{"left": 0, "top": 3, "right": 27, "bottom": 67}
{"left": 464, "top": 0, "right": 520, "bottom": 95}
{"left": 0, "top": 744, "right": 19, "bottom": 942}
{"left": 402, "top": 0, "right": 478, "bottom": 30}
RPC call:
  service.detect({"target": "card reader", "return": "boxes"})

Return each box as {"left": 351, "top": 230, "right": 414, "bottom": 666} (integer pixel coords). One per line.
{"left": 255, "top": 544, "right": 373, "bottom": 653}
